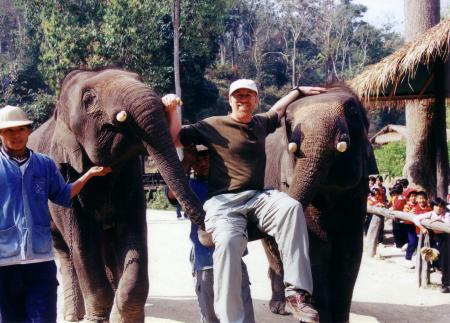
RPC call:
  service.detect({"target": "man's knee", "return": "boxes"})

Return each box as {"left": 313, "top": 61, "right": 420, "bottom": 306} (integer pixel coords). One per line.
{"left": 214, "top": 231, "right": 247, "bottom": 257}
{"left": 277, "top": 195, "right": 303, "bottom": 217}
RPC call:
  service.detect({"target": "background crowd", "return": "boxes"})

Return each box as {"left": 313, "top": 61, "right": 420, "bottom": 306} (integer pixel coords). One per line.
{"left": 366, "top": 175, "right": 450, "bottom": 293}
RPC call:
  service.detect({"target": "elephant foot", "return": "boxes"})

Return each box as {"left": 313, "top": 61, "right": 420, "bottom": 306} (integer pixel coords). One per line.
{"left": 269, "top": 299, "right": 289, "bottom": 315}
{"left": 63, "top": 313, "right": 84, "bottom": 322}
{"left": 83, "top": 315, "right": 109, "bottom": 323}
{"left": 109, "top": 307, "right": 144, "bottom": 323}
{"left": 64, "top": 302, "right": 85, "bottom": 322}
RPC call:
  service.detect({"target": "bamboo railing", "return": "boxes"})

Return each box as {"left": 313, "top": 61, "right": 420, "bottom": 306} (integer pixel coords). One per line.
{"left": 366, "top": 206, "right": 450, "bottom": 287}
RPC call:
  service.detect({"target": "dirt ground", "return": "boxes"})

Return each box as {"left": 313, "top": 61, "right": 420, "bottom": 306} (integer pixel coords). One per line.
{"left": 56, "top": 211, "right": 450, "bottom": 323}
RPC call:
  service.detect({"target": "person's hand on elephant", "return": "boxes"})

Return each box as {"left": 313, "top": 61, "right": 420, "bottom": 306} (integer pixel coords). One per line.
{"left": 87, "top": 166, "right": 112, "bottom": 177}
{"left": 294, "top": 86, "right": 327, "bottom": 97}
{"left": 70, "top": 166, "right": 112, "bottom": 198}
{"left": 161, "top": 94, "right": 182, "bottom": 112}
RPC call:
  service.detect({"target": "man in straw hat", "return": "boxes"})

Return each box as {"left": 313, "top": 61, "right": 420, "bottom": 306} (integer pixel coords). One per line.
{"left": 162, "top": 80, "right": 325, "bottom": 323}
{"left": 0, "top": 105, "right": 111, "bottom": 322}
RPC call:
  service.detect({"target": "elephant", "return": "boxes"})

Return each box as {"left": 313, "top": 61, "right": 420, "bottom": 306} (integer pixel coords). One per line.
{"left": 27, "top": 68, "right": 205, "bottom": 322}
{"left": 263, "top": 85, "right": 377, "bottom": 322}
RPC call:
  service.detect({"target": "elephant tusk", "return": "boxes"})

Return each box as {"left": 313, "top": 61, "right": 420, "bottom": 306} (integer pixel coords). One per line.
{"left": 116, "top": 111, "right": 127, "bottom": 122}
{"left": 288, "top": 142, "right": 297, "bottom": 153}
{"left": 336, "top": 141, "right": 348, "bottom": 153}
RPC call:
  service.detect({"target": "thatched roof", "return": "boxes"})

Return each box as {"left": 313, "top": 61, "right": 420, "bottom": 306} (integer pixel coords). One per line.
{"left": 349, "top": 18, "right": 450, "bottom": 103}
{"left": 370, "top": 124, "right": 450, "bottom": 145}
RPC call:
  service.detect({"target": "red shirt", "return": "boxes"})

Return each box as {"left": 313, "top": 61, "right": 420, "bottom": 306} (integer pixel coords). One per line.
{"left": 391, "top": 195, "right": 406, "bottom": 211}
{"left": 412, "top": 204, "right": 432, "bottom": 215}
{"left": 368, "top": 195, "right": 385, "bottom": 207}
{"left": 412, "top": 204, "right": 432, "bottom": 234}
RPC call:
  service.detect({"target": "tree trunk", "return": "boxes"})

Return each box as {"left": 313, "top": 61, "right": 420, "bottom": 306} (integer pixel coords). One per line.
{"left": 403, "top": 0, "right": 447, "bottom": 199}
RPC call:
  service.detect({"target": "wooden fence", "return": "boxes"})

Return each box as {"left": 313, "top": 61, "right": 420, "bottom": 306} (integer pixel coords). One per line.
{"left": 366, "top": 206, "right": 450, "bottom": 287}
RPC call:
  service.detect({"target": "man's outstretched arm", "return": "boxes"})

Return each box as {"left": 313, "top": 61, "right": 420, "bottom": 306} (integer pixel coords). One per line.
{"left": 270, "top": 86, "right": 326, "bottom": 120}
{"left": 162, "top": 94, "right": 183, "bottom": 148}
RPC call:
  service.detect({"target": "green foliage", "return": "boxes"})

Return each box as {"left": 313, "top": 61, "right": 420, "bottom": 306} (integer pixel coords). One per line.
{"left": 9, "top": 0, "right": 227, "bottom": 122}
{"left": 22, "top": 91, "right": 55, "bottom": 128}
{"left": 147, "top": 187, "right": 174, "bottom": 210}
{"left": 3, "top": 0, "right": 404, "bottom": 124}
{"left": 374, "top": 141, "right": 406, "bottom": 178}
{"left": 448, "top": 141, "right": 450, "bottom": 164}
{"left": 446, "top": 103, "right": 450, "bottom": 129}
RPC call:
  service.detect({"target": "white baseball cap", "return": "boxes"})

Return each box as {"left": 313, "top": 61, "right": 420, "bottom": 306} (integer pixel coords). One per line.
{"left": 0, "top": 105, "right": 33, "bottom": 130}
{"left": 229, "top": 79, "right": 258, "bottom": 96}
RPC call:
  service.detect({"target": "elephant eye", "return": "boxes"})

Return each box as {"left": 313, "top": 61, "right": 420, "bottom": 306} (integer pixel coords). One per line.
{"left": 82, "top": 90, "right": 100, "bottom": 114}
{"left": 82, "top": 90, "right": 97, "bottom": 108}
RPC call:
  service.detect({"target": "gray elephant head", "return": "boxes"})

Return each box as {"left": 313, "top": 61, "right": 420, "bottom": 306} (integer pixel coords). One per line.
{"left": 264, "top": 85, "right": 377, "bottom": 322}
{"left": 30, "top": 68, "right": 203, "bottom": 223}
{"left": 265, "top": 85, "right": 376, "bottom": 236}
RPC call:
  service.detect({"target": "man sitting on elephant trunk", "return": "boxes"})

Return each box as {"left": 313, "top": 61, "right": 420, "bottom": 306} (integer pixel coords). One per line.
{"left": 0, "top": 105, "right": 112, "bottom": 323}
{"left": 162, "top": 80, "right": 325, "bottom": 323}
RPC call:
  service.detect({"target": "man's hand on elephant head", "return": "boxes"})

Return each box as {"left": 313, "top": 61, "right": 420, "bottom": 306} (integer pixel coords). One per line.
{"left": 295, "top": 86, "right": 327, "bottom": 97}
{"left": 162, "top": 94, "right": 182, "bottom": 112}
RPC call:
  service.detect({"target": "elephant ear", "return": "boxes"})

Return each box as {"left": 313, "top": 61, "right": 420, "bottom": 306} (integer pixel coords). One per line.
{"left": 280, "top": 119, "right": 296, "bottom": 188}
{"left": 265, "top": 117, "right": 296, "bottom": 191}
{"left": 50, "top": 120, "right": 84, "bottom": 173}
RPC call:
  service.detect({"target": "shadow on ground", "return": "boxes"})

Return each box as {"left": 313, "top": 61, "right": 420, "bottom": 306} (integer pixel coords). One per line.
{"left": 145, "top": 298, "right": 295, "bottom": 323}
{"left": 351, "top": 301, "right": 450, "bottom": 323}
{"left": 145, "top": 298, "right": 450, "bottom": 323}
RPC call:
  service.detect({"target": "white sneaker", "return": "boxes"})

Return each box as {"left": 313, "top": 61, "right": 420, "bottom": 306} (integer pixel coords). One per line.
{"left": 401, "top": 244, "right": 408, "bottom": 252}
{"left": 403, "top": 259, "right": 415, "bottom": 269}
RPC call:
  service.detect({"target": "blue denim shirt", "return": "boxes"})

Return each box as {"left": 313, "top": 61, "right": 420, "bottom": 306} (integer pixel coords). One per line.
{"left": 188, "top": 178, "right": 214, "bottom": 271}
{"left": 0, "top": 150, "right": 73, "bottom": 266}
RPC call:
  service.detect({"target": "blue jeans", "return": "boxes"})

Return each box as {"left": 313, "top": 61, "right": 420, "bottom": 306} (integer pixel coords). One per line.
{"left": 405, "top": 224, "right": 418, "bottom": 260}
{"left": 0, "top": 261, "right": 58, "bottom": 323}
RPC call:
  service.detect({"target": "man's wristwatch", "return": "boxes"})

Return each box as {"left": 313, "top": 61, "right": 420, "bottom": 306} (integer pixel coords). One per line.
{"left": 292, "top": 86, "right": 303, "bottom": 97}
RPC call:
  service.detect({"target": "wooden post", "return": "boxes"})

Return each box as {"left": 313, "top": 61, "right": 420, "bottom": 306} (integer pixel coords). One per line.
{"left": 416, "top": 232, "right": 431, "bottom": 288}
{"left": 416, "top": 232, "right": 424, "bottom": 287}
{"left": 365, "top": 214, "right": 382, "bottom": 257}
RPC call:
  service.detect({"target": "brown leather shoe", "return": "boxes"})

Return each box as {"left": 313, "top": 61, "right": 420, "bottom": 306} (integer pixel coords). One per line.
{"left": 286, "top": 290, "right": 319, "bottom": 323}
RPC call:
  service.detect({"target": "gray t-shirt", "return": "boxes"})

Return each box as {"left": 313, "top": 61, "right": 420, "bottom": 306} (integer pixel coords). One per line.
{"left": 180, "top": 110, "right": 279, "bottom": 197}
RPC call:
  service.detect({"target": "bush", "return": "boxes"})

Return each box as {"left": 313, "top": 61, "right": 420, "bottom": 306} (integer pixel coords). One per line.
{"left": 146, "top": 186, "right": 174, "bottom": 210}
{"left": 374, "top": 141, "right": 406, "bottom": 178}
{"left": 374, "top": 140, "right": 450, "bottom": 179}
{"left": 23, "top": 91, "right": 55, "bottom": 128}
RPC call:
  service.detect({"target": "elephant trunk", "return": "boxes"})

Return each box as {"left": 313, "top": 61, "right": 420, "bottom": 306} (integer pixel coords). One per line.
{"left": 128, "top": 95, "right": 205, "bottom": 226}
{"left": 288, "top": 139, "right": 331, "bottom": 208}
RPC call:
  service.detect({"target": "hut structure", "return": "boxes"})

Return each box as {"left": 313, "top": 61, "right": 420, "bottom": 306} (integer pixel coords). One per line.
{"left": 370, "top": 124, "right": 450, "bottom": 147}
{"left": 349, "top": 18, "right": 449, "bottom": 196}
{"left": 349, "top": 18, "right": 449, "bottom": 104}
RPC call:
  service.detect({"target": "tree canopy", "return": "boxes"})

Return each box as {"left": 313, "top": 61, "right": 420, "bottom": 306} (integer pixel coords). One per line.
{"left": 1, "top": 0, "right": 403, "bottom": 124}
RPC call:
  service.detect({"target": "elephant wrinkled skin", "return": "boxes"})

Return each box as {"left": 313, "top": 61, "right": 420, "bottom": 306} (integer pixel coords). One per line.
{"left": 264, "top": 86, "right": 377, "bottom": 323}
{"left": 28, "top": 68, "right": 204, "bottom": 322}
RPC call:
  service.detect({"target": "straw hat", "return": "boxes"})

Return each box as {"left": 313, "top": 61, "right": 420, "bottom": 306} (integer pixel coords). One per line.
{"left": 420, "top": 246, "right": 440, "bottom": 262}
{"left": 0, "top": 105, "right": 33, "bottom": 130}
